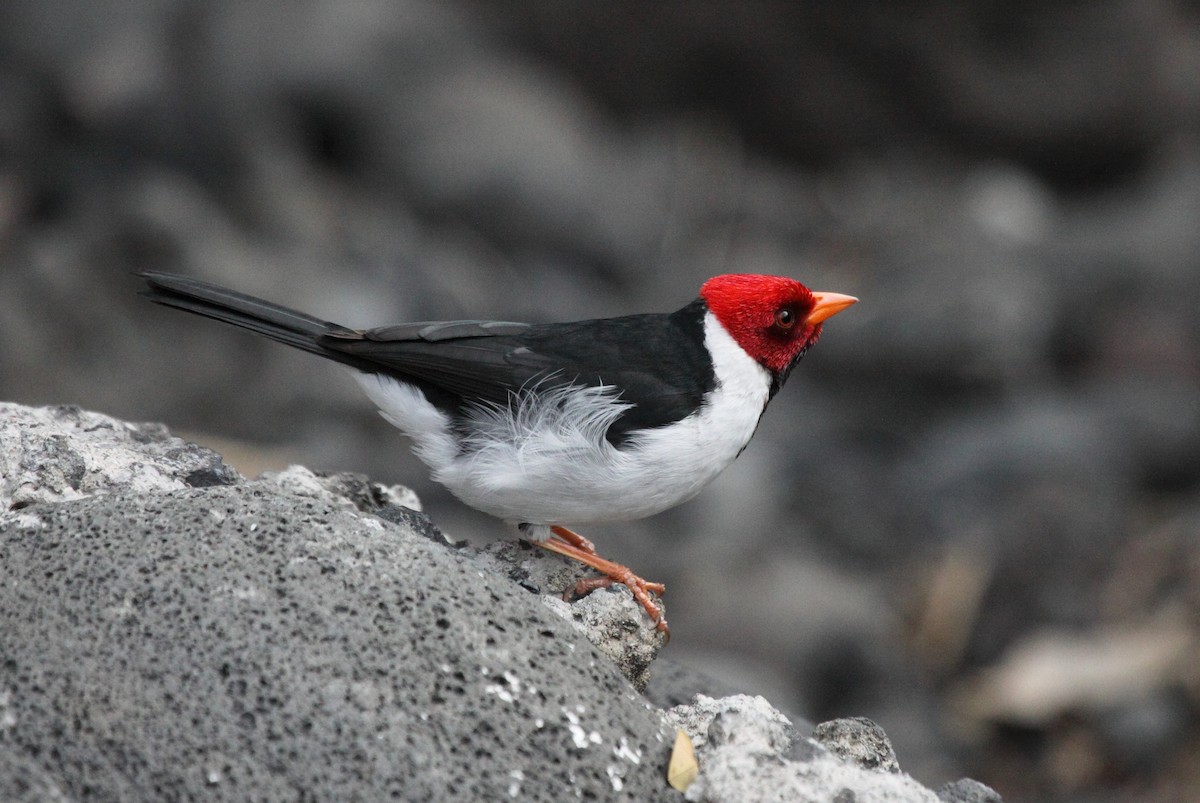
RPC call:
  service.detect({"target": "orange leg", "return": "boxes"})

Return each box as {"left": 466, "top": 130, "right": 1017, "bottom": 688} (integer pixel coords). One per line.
{"left": 550, "top": 526, "right": 665, "bottom": 594}
{"left": 549, "top": 524, "right": 597, "bottom": 554}
{"left": 537, "top": 526, "right": 669, "bottom": 641}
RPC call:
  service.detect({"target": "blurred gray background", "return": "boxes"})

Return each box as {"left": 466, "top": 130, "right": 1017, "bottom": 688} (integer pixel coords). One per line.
{"left": 4, "top": 2, "right": 1200, "bottom": 799}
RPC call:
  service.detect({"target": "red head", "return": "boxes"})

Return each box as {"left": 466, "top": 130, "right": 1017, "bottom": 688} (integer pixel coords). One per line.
{"left": 699, "top": 274, "right": 857, "bottom": 376}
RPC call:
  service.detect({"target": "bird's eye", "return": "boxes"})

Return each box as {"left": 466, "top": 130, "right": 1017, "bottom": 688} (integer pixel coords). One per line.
{"left": 774, "top": 308, "right": 796, "bottom": 329}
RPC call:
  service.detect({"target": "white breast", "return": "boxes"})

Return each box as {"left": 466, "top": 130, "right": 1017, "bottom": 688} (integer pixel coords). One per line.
{"left": 353, "top": 311, "right": 772, "bottom": 527}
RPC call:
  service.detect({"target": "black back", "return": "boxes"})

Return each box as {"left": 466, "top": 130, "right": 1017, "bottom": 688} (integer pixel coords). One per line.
{"left": 140, "top": 272, "right": 716, "bottom": 446}
{"left": 324, "top": 301, "right": 716, "bottom": 444}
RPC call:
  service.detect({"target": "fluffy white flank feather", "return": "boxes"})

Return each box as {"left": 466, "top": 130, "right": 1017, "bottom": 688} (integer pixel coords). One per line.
{"left": 351, "top": 310, "right": 771, "bottom": 530}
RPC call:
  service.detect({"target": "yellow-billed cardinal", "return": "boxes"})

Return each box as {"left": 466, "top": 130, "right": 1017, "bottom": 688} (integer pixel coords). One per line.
{"left": 139, "top": 272, "right": 856, "bottom": 639}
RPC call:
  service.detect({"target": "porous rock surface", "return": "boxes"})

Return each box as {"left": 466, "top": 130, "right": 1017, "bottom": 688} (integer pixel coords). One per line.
{"left": 0, "top": 403, "right": 998, "bottom": 801}
{"left": 1, "top": 404, "right": 674, "bottom": 800}
{"left": 473, "top": 540, "right": 665, "bottom": 692}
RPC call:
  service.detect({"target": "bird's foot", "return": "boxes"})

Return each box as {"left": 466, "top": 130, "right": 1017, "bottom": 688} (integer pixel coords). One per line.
{"left": 537, "top": 526, "right": 669, "bottom": 642}
{"left": 567, "top": 571, "right": 669, "bottom": 642}
{"left": 571, "top": 574, "right": 666, "bottom": 597}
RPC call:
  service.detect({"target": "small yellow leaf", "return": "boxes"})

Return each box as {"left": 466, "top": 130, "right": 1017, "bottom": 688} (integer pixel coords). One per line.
{"left": 667, "top": 728, "right": 698, "bottom": 792}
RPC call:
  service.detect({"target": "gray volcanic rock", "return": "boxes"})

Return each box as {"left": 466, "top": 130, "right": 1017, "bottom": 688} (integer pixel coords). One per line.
{"left": 0, "top": 485, "right": 675, "bottom": 801}
{"left": 937, "top": 778, "right": 1004, "bottom": 803}
{"left": 0, "top": 402, "right": 240, "bottom": 510}
{"left": 665, "top": 695, "right": 942, "bottom": 802}
{"left": 813, "top": 716, "right": 902, "bottom": 774}
{"left": 0, "top": 742, "right": 71, "bottom": 803}
{"left": 0, "top": 402, "right": 677, "bottom": 800}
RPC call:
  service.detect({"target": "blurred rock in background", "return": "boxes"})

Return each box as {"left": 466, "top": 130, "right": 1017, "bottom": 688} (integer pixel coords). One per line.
{"left": 3, "top": 2, "right": 1200, "bottom": 799}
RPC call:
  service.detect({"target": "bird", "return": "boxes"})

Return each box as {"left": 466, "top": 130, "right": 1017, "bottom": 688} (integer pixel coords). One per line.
{"left": 139, "top": 272, "right": 857, "bottom": 640}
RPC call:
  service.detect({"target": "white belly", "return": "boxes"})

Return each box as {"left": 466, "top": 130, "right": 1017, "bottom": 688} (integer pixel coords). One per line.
{"left": 353, "top": 312, "right": 771, "bottom": 526}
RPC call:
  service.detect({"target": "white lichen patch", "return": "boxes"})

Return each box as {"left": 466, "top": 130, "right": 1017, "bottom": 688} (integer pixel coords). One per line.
{"left": 0, "top": 511, "right": 46, "bottom": 530}
{"left": 485, "top": 683, "right": 515, "bottom": 703}
{"left": 227, "top": 585, "right": 263, "bottom": 601}
{"left": 507, "top": 769, "right": 524, "bottom": 798}
{"left": 0, "top": 690, "right": 16, "bottom": 730}
{"left": 102, "top": 595, "right": 138, "bottom": 620}
{"left": 613, "top": 737, "right": 642, "bottom": 764}
{"left": 563, "top": 708, "right": 602, "bottom": 749}
{"left": 484, "top": 669, "right": 523, "bottom": 703}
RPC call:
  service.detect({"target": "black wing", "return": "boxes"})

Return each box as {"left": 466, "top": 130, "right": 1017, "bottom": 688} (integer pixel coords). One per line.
{"left": 323, "top": 300, "right": 716, "bottom": 443}
{"left": 140, "top": 272, "right": 715, "bottom": 444}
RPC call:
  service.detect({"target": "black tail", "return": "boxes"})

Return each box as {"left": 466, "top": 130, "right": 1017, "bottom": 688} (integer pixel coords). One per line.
{"left": 138, "top": 272, "right": 366, "bottom": 368}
